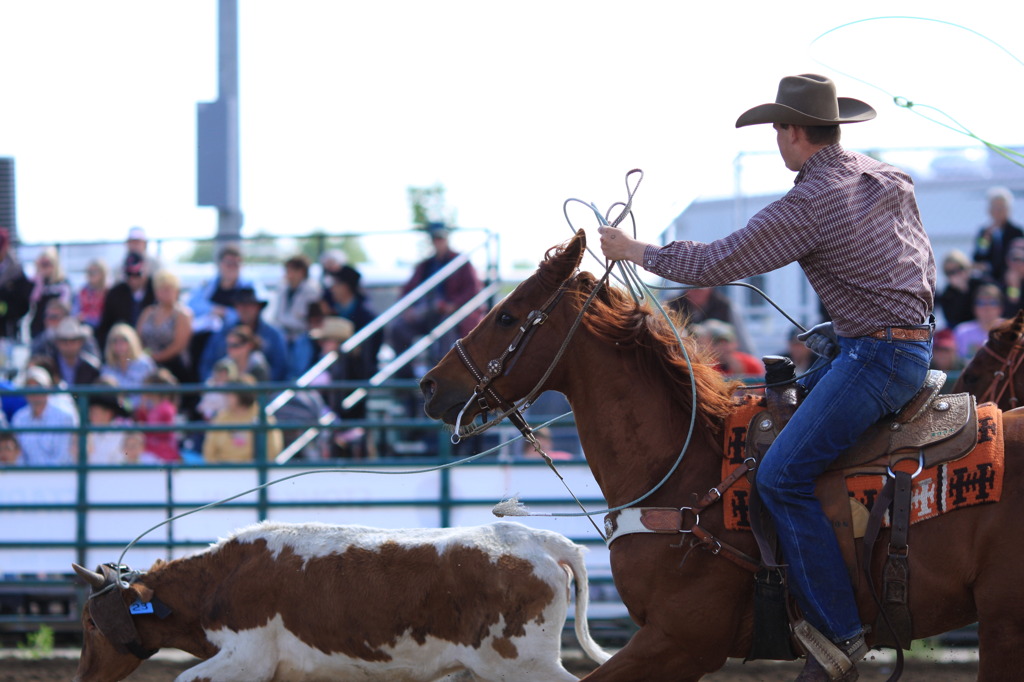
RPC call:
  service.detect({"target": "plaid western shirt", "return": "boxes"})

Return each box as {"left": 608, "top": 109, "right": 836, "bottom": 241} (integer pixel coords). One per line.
{"left": 642, "top": 144, "right": 936, "bottom": 337}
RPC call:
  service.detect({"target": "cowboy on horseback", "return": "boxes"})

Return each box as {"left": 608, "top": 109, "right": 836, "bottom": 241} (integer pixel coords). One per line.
{"left": 599, "top": 74, "right": 936, "bottom": 681}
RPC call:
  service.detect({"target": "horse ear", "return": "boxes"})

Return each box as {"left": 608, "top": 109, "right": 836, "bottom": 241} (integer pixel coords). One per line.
{"left": 540, "top": 229, "right": 587, "bottom": 285}
{"left": 553, "top": 229, "right": 586, "bottom": 274}
{"left": 566, "top": 229, "right": 586, "bottom": 268}
{"left": 1013, "top": 309, "right": 1024, "bottom": 337}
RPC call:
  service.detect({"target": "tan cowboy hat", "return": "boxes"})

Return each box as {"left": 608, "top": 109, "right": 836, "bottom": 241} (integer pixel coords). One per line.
{"left": 735, "top": 74, "right": 876, "bottom": 128}
{"left": 24, "top": 366, "right": 53, "bottom": 388}
{"left": 54, "top": 316, "right": 90, "bottom": 341}
{"left": 310, "top": 316, "right": 355, "bottom": 342}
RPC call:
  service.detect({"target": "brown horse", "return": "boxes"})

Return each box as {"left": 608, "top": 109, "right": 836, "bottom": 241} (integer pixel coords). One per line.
{"left": 953, "top": 309, "right": 1024, "bottom": 411}
{"left": 421, "top": 230, "right": 1024, "bottom": 681}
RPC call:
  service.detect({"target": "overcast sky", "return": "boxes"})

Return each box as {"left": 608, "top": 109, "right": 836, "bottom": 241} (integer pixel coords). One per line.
{"left": 1, "top": 1, "right": 1022, "bottom": 274}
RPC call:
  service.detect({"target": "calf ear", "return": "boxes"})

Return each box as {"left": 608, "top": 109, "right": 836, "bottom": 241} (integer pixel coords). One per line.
{"left": 128, "top": 583, "right": 173, "bottom": 619}
{"left": 130, "top": 583, "right": 154, "bottom": 604}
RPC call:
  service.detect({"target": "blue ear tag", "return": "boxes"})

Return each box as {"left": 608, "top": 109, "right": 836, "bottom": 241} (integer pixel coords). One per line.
{"left": 129, "top": 599, "right": 155, "bottom": 615}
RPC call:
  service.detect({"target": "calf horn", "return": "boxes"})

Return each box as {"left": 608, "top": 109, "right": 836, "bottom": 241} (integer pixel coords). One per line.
{"left": 72, "top": 563, "right": 107, "bottom": 589}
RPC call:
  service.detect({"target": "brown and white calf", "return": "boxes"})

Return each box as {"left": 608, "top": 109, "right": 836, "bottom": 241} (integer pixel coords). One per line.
{"left": 72, "top": 520, "right": 610, "bottom": 682}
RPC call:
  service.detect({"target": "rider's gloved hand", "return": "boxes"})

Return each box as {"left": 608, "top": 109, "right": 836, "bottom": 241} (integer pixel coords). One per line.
{"left": 797, "top": 321, "right": 839, "bottom": 358}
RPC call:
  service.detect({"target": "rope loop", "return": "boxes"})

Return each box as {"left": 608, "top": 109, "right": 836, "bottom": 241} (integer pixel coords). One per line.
{"left": 812, "top": 16, "right": 1024, "bottom": 169}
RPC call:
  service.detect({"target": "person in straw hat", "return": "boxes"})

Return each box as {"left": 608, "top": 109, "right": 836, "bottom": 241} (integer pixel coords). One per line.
{"left": 51, "top": 316, "right": 102, "bottom": 386}
{"left": 599, "top": 74, "right": 936, "bottom": 680}
{"left": 309, "top": 316, "right": 371, "bottom": 457}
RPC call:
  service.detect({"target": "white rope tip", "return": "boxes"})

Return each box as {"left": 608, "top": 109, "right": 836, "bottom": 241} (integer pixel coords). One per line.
{"left": 492, "top": 496, "right": 530, "bottom": 517}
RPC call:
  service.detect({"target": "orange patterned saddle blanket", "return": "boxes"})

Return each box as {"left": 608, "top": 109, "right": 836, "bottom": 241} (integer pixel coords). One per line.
{"left": 721, "top": 397, "right": 1005, "bottom": 532}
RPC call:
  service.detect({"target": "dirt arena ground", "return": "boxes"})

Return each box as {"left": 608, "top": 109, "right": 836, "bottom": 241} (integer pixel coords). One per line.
{"left": 0, "top": 649, "right": 981, "bottom": 681}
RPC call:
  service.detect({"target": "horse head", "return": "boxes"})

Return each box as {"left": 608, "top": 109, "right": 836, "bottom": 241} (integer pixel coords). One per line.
{"left": 421, "top": 229, "right": 587, "bottom": 431}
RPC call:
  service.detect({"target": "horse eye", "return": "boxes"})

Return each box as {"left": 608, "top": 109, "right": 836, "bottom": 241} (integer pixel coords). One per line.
{"left": 496, "top": 312, "right": 516, "bottom": 327}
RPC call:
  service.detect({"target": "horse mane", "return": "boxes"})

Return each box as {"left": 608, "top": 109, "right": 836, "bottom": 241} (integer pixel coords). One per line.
{"left": 538, "top": 244, "right": 741, "bottom": 430}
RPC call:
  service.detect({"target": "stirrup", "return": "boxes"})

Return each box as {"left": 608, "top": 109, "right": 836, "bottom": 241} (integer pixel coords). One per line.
{"left": 793, "top": 620, "right": 862, "bottom": 680}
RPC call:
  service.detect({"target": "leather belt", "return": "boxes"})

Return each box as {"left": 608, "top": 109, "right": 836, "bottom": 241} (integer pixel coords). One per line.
{"left": 866, "top": 327, "right": 932, "bottom": 342}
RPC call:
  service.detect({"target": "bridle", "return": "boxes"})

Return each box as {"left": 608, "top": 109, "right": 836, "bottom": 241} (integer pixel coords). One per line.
{"left": 449, "top": 170, "right": 644, "bottom": 444}
{"left": 451, "top": 273, "right": 583, "bottom": 443}
{"left": 977, "top": 332, "right": 1024, "bottom": 408}
{"left": 450, "top": 266, "right": 620, "bottom": 540}
{"left": 450, "top": 262, "right": 618, "bottom": 444}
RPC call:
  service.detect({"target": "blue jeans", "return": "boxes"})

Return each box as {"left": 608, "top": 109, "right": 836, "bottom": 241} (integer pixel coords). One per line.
{"left": 756, "top": 335, "right": 932, "bottom": 641}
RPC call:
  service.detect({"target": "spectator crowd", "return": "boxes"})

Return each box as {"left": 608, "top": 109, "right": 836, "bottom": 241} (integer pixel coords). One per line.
{"left": 931, "top": 186, "right": 1024, "bottom": 376}
{"left": 0, "top": 223, "right": 485, "bottom": 466}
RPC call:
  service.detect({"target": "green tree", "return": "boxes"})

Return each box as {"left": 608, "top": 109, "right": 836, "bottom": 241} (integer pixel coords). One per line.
{"left": 297, "top": 231, "right": 367, "bottom": 264}
{"left": 181, "top": 231, "right": 366, "bottom": 265}
{"left": 185, "top": 239, "right": 218, "bottom": 263}
{"left": 408, "top": 184, "right": 456, "bottom": 227}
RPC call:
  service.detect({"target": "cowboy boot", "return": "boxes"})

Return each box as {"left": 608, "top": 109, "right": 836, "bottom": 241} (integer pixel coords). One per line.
{"left": 794, "top": 630, "right": 868, "bottom": 682}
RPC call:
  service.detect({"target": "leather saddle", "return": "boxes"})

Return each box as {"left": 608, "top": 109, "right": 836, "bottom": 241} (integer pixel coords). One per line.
{"left": 743, "top": 358, "right": 980, "bottom": 658}
{"left": 746, "top": 359, "right": 978, "bottom": 476}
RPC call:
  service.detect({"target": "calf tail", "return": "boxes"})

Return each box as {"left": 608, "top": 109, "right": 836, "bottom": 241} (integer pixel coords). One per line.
{"left": 559, "top": 545, "right": 612, "bottom": 665}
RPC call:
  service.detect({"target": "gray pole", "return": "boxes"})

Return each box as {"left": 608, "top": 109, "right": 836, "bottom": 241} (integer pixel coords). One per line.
{"left": 197, "top": 0, "right": 241, "bottom": 243}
